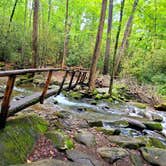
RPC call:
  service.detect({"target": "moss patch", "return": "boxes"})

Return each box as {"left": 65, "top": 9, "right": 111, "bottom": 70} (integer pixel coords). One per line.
{"left": 45, "top": 130, "right": 74, "bottom": 150}
{"left": 0, "top": 114, "right": 48, "bottom": 166}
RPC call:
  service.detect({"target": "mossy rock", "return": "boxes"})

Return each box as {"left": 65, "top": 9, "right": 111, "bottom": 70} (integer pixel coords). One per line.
{"left": 96, "top": 127, "right": 121, "bottom": 135}
{"left": 68, "top": 91, "right": 83, "bottom": 100}
{"left": 155, "top": 103, "right": 166, "bottom": 111}
{"left": 144, "top": 122, "right": 163, "bottom": 131}
{"left": 0, "top": 114, "right": 48, "bottom": 166}
{"left": 45, "top": 130, "right": 74, "bottom": 150}
{"left": 132, "top": 102, "right": 147, "bottom": 109}
{"left": 147, "top": 137, "right": 166, "bottom": 149}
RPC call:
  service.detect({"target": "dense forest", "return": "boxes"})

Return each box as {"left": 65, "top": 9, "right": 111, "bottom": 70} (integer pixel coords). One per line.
{"left": 0, "top": 0, "right": 165, "bottom": 96}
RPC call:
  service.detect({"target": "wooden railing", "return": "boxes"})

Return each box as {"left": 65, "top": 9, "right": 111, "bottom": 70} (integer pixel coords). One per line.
{"left": 0, "top": 68, "right": 88, "bottom": 129}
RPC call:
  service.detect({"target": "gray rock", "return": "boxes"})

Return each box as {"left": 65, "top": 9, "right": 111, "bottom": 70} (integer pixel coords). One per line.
{"left": 74, "top": 131, "right": 96, "bottom": 147}
{"left": 108, "top": 136, "right": 145, "bottom": 149}
{"left": 66, "top": 150, "right": 103, "bottom": 166}
{"left": 12, "top": 159, "right": 83, "bottom": 166}
{"left": 152, "top": 113, "right": 163, "bottom": 122}
{"left": 97, "top": 147, "right": 129, "bottom": 164}
{"left": 122, "top": 118, "right": 146, "bottom": 130}
{"left": 141, "top": 147, "right": 166, "bottom": 166}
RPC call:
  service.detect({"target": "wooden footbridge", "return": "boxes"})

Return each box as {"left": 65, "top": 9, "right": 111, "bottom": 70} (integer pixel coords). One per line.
{"left": 0, "top": 68, "right": 88, "bottom": 129}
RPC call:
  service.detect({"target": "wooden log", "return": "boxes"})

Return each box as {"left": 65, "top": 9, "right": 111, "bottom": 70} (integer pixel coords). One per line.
{"left": 40, "top": 70, "right": 52, "bottom": 104}
{"left": 57, "top": 70, "right": 68, "bottom": 95}
{"left": 68, "top": 71, "right": 75, "bottom": 90}
{"left": 80, "top": 72, "right": 86, "bottom": 84}
{"left": 0, "top": 75, "right": 16, "bottom": 129}
{"left": 0, "top": 68, "right": 87, "bottom": 77}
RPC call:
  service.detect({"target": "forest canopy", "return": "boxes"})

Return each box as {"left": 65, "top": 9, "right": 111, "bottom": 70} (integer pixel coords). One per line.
{"left": 0, "top": 0, "right": 165, "bottom": 96}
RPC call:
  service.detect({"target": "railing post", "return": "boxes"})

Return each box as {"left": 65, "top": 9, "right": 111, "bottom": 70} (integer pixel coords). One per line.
{"left": 81, "top": 72, "right": 87, "bottom": 84}
{"left": 73, "top": 71, "right": 81, "bottom": 88}
{"left": 68, "top": 71, "right": 75, "bottom": 90}
{"left": 0, "top": 75, "right": 16, "bottom": 129}
{"left": 79, "top": 72, "right": 86, "bottom": 84}
{"left": 57, "top": 70, "right": 68, "bottom": 95}
{"left": 40, "top": 71, "right": 52, "bottom": 104}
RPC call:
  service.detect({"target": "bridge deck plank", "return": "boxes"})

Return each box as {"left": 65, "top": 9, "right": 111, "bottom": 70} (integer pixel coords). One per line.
{"left": 8, "top": 85, "right": 68, "bottom": 116}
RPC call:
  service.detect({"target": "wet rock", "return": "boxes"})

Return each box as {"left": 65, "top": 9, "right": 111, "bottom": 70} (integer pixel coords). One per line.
{"left": 104, "top": 120, "right": 129, "bottom": 128}
{"left": 66, "top": 150, "right": 103, "bottom": 166}
{"left": 144, "top": 122, "right": 163, "bottom": 131}
{"left": 97, "top": 147, "right": 129, "bottom": 164}
{"left": 74, "top": 131, "right": 96, "bottom": 147}
{"left": 0, "top": 114, "right": 48, "bottom": 166}
{"left": 14, "top": 159, "right": 83, "bottom": 166}
{"left": 152, "top": 113, "right": 163, "bottom": 122}
{"left": 45, "top": 130, "right": 74, "bottom": 150}
{"left": 122, "top": 118, "right": 146, "bottom": 130}
{"left": 90, "top": 100, "right": 97, "bottom": 105}
{"left": 131, "top": 102, "right": 147, "bottom": 109}
{"left": 88, "top": 120, "right": 103, "bottom": 127}
{"left": 96, "top": 127, "right": 121, "bottom": 135}
{"left": 155, "top": 103, "right": 166, "bottom": 111}
{"left": 108, "top": 136, "right": 145, "bottom": 149}
{"left": 140, "top": 147, "right": 166, "bottom": 166}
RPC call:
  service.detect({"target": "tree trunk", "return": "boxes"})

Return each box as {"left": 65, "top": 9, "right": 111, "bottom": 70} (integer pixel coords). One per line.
{"left": 62, "top": 0, "right": 69, "bottom": 68}
{"left": 109, "top": 0, "right": 125, "bottom": 95}
{"left": 48, "top": 0, "right": 52, "bottom": 24}
{"left": 9, "top": 0, "right": 19, "bottom": 28}
{"left": 103, "top": 0, "right": 113, "bottom": 75}
{"left": 89, "top": 0, "right": 107, "bottom": 91}
{"left": 32, "top": 0, "right": 39, "bottom": 68}
{"left": 114, "top": 0, "right": 139, "bottom": 75}
{"left": 21, "top": 0, "right": 28, "bottom": 68}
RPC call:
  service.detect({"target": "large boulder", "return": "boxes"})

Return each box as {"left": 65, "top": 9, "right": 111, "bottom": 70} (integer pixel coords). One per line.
{"left": 0, "top": 114, "right": 48, "bottom": 166}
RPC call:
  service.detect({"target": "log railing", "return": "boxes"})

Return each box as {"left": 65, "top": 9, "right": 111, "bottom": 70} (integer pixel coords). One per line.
{"left": 0, "top": 68, "right": 88, "bottom": 129}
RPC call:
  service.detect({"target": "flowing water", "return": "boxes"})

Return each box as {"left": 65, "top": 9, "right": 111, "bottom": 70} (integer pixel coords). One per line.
{"left": 5, "top": 86, "right": 166, "bottom": 144}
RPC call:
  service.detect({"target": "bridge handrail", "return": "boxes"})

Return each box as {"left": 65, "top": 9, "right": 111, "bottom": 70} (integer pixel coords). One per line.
{"left": 0, "top": 67, "right": 88, "bottom": 129}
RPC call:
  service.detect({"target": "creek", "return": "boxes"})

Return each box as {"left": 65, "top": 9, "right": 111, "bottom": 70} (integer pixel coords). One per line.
{"left": 8, "top": 86, "right": 166, "bottom": 145}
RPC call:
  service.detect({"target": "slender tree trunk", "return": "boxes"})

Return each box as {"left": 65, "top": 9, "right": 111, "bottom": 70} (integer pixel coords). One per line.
{"left": 48, "top": 0, "right": 52, "bottom": 24}
{"left": 114, "top": 0, "right": 139, "bottom": 75}
{"left": 89, "top": 0, "right": 107, "bottom": 91}
{"left": 9, "top": 0, "right": 19, "bottom": 28}
{"left": 21, "top": 0, "right": 28, "bottom": 68}
{"left": 62, "top": 0, "right": 69, "bottom": 68}
{"left": 103, "top": 0, "right": 113, "bottom": 75}
{"left": 32, "top": 0, "right": 39, "bottom": 68}
{"left": 109, "top": 0, "right": 125, "bottom": 95}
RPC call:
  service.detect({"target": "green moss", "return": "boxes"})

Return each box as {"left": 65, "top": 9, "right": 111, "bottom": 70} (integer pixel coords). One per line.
{"left": 144, "top": 122, "right": 163, "bottom": 131}
{"left": 45, "top": 130, "right": 74, "bottom": 150}
{"left": 96, "top": 127, "right": 121, "bottom": 135}
{"left": 147, "top": 137, "right": 166, "bottom": 149}
{"left": 69, "top": 91, "right": 83, "bottom": 100}
{"left": 155, "top": 103, "right": 166, "bottom": 111}
{"left": 0, "top": 114, "right": 48, "bottom": 166}
{"left": 132, "top": 102, "right": 147, "bottom": 109}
